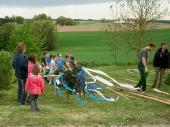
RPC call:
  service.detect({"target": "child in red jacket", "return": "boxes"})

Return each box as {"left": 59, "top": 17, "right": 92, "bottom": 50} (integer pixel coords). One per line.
{"left": 26, "top": 53, "right": 37, "bottom": 104}
{"left": 25, "top": 64, "right": 45, "bottom": 112}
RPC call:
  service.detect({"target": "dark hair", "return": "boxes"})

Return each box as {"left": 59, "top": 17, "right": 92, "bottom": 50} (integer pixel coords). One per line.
{"left": 147, "top": 43, "right": 155, "bottom": 48}
{"left": 50, "top": 54, "right": 53, "bottom": 58}
{"left": 32, "top": 64, "right": 40, "bottom": 75}
{"left": 161, "top": 42, "right": 167, "bottom": 46}
{"left": 43, "top": 51, "right": 48, "bottom": 56}
{"left": 28, "top": 53, "right": 37, "bottom": 64}
{"left": 70, "top": 56, "right": 75, "bottom": 60}
{"left": 52, "top": 55, "right": 57, "bottom": 59}
{"left": 16, "top": 42, "right": 25, "bottom": 52}
{"left": 65, "top": 55, "right": 69, "bottom": 59}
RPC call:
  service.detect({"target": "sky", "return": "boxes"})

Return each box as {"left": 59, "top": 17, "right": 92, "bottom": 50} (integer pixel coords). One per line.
{"left": 0, "top": 0, "right": 113, "bottom": 19}
{"left": 0, "top": 0, "right": 169, "bottom": 20}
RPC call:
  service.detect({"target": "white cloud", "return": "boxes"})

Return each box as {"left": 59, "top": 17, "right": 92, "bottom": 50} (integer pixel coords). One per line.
{"left": 0, "top": 3, "right": 113, "bottom": 19}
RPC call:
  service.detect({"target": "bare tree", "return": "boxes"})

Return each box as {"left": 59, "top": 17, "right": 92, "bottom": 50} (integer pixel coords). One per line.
{"left": 110, "top": 0, "right": 169, "bottom": 55}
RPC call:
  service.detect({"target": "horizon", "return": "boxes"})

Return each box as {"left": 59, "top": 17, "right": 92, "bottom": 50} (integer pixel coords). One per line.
{"left": 0, "top": 0, "right": 170, "bottom": 20}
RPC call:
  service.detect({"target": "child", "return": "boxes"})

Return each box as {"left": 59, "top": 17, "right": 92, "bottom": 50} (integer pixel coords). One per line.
{"left": 25, "top": 64, "right": 45, "bottom": 112}
{"left": 41, "top": 51, "right": 47, "bottom": 67}
{"left": 56, "top": 54, "right": 65, "bottom": 72}
{"left": 28, "top": 53, "right": 37, "bottom": 74}
{"left": 26, "top": 53, "right": 37, "bottom": 104}
{"left": 64, "top": 54, "right": 72, "bottom": 71}
{"left": 48, "top": 55, "right": 58, "bottom": 85}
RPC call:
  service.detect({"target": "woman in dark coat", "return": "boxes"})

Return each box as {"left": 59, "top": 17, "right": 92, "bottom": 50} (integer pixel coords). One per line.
{"left": 12, "top": 42, "right": 28, "bottom": 105}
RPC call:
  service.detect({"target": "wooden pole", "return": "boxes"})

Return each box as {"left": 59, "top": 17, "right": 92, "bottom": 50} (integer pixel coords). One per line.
{"left": 123, "top": 90, "right": 170, "bottom": 106}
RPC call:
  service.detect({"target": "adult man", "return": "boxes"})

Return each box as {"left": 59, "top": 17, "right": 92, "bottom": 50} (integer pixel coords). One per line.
{"left": 152, "top": 43, "right": 169, "bottom": 89}
{"left": 135, "top": 43, "right": 155, "bottom": 91}
{"left": 12, "top": 42, "right": 28, "bottom": 105}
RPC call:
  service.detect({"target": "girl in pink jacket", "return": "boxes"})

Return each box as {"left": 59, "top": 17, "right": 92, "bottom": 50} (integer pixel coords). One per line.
{"left": 26, "top": 53, "right": 37, "bottom": 104}
{"left": 25, "top": 64, "right": 45, "bottom": 112}
{"left": 28, "top": 53, "right": 37, "bottom": 74}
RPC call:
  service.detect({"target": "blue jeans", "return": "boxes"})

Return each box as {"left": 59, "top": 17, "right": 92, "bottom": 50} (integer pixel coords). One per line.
{"left": 17, "top": 79, "right": 27, "bottom": 104}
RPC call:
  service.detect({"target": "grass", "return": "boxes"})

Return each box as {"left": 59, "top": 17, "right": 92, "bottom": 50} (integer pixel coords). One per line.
{"left": 51, "top": 29, "right": 170, "bottom": 66}
{"left": 0, "top": 65, "right": 170, "bottom": 126}
{"left": 1, "top": 28, "right": 170, "bottom": 126}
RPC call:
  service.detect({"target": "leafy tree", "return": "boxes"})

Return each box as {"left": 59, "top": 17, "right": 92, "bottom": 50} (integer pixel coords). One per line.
{"left": 33, "top": 13, "right": 51, "bottom": 21}
{"left": 8, "top": 23, "right": 42, "bottom": 55}
{"left": 11, "top": 16, "right": 24, "bottom": 24}
{"left": 32, "top": 20, "right": 57, "bottom": 51}
{"left": 0, "top": 16, "right": 24, "bottom": 25}
{"left": 110, "top": 0, "right": 169, "bottom": 55}
{"left": 56, "top": 16, "right": 78, "bottom": 26}
{"left": 0, "top": 51, "right": 13, "bottom": 90}
{"left": 0, "top": 23, "right": 15, "bottom": 50}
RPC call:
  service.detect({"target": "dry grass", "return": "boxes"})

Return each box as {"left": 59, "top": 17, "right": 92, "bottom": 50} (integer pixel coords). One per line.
{"left": 57, "top": 23, "right": 170, "bottom": 32}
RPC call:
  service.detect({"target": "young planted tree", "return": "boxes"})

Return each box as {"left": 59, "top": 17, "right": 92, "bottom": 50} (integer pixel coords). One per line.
{"left": 110, "top": 0, "right": 169, "bottom": 55}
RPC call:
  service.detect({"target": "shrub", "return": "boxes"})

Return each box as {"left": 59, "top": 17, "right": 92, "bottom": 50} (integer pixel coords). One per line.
{"left": 8, "top": 23, "right": 42, "bottom": 56}
{"left": 32, "top": 20, "right": 57, "bottom": 51}
{"left": 0, "top": 51, "right": 13, "bottom": 90}
{"left": 0, "top": 23, "right": 15, "bottom": 50}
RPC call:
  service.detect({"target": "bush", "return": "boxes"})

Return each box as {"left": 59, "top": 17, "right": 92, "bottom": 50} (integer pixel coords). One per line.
{"left": 165, "top": 73, "right": 170, "bottom": 86}
{"left": 32, "top": 20, "right": 57, "bottom": 51}
{"left": 0, "top": 51, "right": 13, "bottom": 90}
{"left": 56, "top": 16, "right": 78, "bottom": 26}
{"left": 0, "top": 23, "right": 14, "bottom": 50}
{"left": 8, "top": 23, "right": 42, "bottom": 55}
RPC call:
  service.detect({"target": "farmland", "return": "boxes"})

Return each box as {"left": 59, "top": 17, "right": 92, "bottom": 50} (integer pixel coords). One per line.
{"left": 51, "top": 28, "right": 170, "bottom": 66}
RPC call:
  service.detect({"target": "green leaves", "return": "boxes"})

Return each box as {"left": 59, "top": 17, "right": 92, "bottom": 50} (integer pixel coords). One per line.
{"left": 0, "top": 51, "right": 13, "bottom": 90}
{"left": 32, "top": 20, "right": 57, "bottom": 51}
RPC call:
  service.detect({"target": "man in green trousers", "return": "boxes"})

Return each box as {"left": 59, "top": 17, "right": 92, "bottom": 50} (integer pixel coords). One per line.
{"left": 135, "top": 43, "right": 155, "bottom": 91}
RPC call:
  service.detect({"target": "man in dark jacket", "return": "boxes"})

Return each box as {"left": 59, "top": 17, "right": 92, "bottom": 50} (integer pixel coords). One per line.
{"left": 12, "top": 42, "right": 28, "bottom": 105}
{"left": 152, "top": 42, "right": 169, "bottom": 89}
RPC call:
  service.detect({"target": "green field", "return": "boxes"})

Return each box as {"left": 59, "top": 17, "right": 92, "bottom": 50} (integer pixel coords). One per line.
{"left": 0, "top": 65, "right": 170, "bottom": 126}
{"left": 51, "top": 29, "right": 170, "bottom": 66}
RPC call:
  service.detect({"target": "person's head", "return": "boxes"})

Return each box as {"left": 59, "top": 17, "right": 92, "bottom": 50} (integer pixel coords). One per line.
{"left": 32, "top": 64, "right": 41, "bottom": 75}
{"left": 65, "top": 54, "right": 71, "bottom": 62}
{"left": 50, "top": 54, "right": 53, "bottom": 58}
{"left": 43, "top": 51, "right": 48, "bottom": 56}
{"left": 161, "top": 42, "right": 168, "bottom": 50}
{"left": 70, "top": 60, "right": 76, "bottom": 69}
{"left": 16, "top": 42, "right": 25, "bottom": 53}
{"left": 45, "top": 53, "right": 50, "bottom": 57}
{"left": 70, "top": 56, "right": 75, "bottom": 61}
{"left": 51, "top": 55, "right": 57, "bottom": 61}
{"left": 28, "top": 53, "right": 37, "bottom": 64}
{"left": 147, "top": 43, "right": 155, "bottom": 51}
{"left": 58, "top": 53, "right": 62, "bottom": 58}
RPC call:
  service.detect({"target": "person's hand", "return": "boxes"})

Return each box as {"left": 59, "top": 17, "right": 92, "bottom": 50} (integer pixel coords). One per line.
{"left": 145, "top": 66, "right": 148, "bottom": 73}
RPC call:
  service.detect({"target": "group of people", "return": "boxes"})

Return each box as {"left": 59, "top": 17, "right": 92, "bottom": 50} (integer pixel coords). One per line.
{"left": 136, "top": 42, "right": 169, "bottom": 92}
{"left": 13, "top": 42, "right": 45, "bottom": 111}
{"left": 12, "top": 41, "right": 169, "bottom": 111}
{"left": 12, "top": 42, "right": 79, "bottom": 112}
